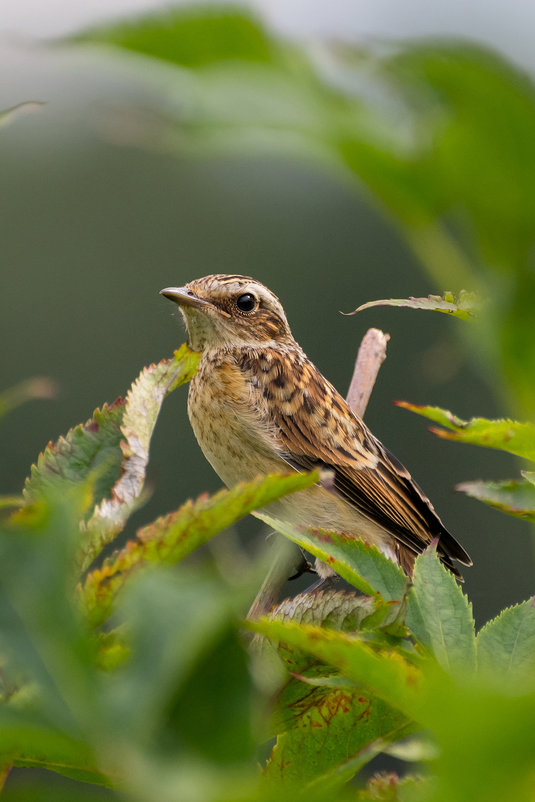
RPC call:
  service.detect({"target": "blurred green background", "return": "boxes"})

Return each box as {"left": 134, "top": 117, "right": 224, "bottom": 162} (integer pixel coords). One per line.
{"left": 2, "top": 0, "right": 534, "bottom": 640}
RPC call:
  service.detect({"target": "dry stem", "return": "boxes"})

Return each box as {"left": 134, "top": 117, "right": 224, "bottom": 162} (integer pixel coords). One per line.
{"left": 346, "top": 328, "right": 390, "bottom": 417}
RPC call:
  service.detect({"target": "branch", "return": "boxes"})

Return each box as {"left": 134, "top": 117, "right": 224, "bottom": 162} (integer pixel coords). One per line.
{"left": 247, "top": 327, "right": 390, "bottom": 621}
{"left": 346, "top": 328, "right": 390, "bottom": 417}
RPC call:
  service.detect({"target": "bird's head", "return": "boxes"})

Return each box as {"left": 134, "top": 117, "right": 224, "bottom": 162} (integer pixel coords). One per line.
{"left": 160, "top": 274, "right": 294, "bottom": 351}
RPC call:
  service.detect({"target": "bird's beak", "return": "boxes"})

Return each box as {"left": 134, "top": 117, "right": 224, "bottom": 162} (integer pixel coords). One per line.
{"left": 160, "top": 286, "right": 213, "bottom": 311}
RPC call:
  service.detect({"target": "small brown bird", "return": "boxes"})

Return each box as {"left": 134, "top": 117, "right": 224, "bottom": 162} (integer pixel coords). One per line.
{"left": 160, "top": 274, "right": 471, "bottom": 579}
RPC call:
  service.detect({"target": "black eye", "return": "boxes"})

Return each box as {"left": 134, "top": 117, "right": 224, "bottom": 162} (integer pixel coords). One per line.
{"left": 235, "top": 293, "right": 257, "bottom": 313}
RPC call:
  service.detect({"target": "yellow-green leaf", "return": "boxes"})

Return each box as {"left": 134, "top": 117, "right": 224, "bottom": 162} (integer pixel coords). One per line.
{"left": 396, "top": 403, "right": 535, "bottom": 462}
{"left": 82, "top": 470, "right": 319, "bottom": 627}
{"left": 456, "top": 478, "right": 535, "bottom": 523}
{"left": 347, "top": 290, "right": 479, "bottom": 320}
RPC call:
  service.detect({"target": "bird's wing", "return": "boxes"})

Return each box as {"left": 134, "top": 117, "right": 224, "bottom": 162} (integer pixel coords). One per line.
{"left": 260, "top": 352, "right": 471, "bottom": 572}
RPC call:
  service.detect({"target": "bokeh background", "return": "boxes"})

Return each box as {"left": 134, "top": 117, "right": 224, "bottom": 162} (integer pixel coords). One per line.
{"left": 2, "top": 0, "right": 535, "bottom": 636}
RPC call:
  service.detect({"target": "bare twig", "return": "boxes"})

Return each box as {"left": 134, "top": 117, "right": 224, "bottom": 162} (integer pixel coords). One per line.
{"left": 346, "top": 328, "right": 390, "bottom": 418}
{"left": 246, "top": 327, "right": 390, "bottom": 621}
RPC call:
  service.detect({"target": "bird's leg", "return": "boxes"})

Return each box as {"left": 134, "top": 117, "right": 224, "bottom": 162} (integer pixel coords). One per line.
{"left": 304, "top": 574, "right": 340, "bottom": 594}
{"left": 288, "top": 550, "right": 315, "bottom": 580}
{"left": 247, "top": 537, "right": 305, "bottom": 621}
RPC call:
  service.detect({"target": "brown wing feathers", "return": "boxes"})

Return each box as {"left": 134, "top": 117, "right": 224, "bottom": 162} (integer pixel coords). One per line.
{"left": 247, "top": 348, "right": 471, "bottom": 576}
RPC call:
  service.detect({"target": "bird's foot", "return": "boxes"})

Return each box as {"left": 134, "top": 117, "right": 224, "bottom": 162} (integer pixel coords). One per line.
{"left": 288, "top": 554, "right": 316, "bottom": 581}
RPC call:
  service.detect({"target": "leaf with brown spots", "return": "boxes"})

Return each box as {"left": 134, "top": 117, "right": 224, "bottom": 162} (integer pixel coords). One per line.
{"left": 24, "top": 399, "right": 126, "bottom": 512}
{"left": 264, "top": 683, "right": 412, "bottom": 790}
{"left": 247, "top": 619, "right": 421, "bottom": 717}
{"left": 260, "top": 598, "right": 415, "bottom": 789}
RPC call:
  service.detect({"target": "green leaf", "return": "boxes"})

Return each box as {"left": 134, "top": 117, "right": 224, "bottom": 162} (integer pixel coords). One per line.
{"left": 396, "top": 403, "right": 535, "bottom": 462}
{"left": 256, "top": 513, "right": 408, "bottom": 602}
{"left": 0, "top": 494, "right": 101, "bottom": 724}
{"left": 264, "top": 593, "right": 413, "bottom": 789}
{"left": 0, "top": 493, "right": 115, "bottom": 786}
{"left": 23, "top": 399, "right": 125, "bottom": 508}
{"left": 456, "top": 478, "right": 535, "bottom": 522}
{"left": 84, "top": 343, "right": 200, "bottom": 568}
{"left": 104, "top": 567, "right": 255, "bottom": 755}
{"left": 477, "top": 598, "right": 535, "bottom": 682}
{"left": 407, "top": 545, "right": 476, "bottom": 673}
{"left": 0, "top": 785, "right": 111, "bottom": 802}
{"left": 270, "top": 590, "right": 399, "bottom": 634}
{"left": 348, "top": 290, "right": 479, "bottom": 320}
{"left": 247, "top": 619, "right": 421, "bottom": 719}
{"left": 0, "top": 705, "right": 109, "bottom": 788}
{"left": 25, "top": 344, "right": 200, "bottom": 573}
{"left": 268, "top": 591, "right": 406, "bottom": 684}
{"left": 74, "top": 6, "right": 279, "bottom": 67}
{"left": 387, "top": 43, "right": 535, "bottom": 272}
{"left": 82, "top": 470, "right": 319, "bottom": 627}
{"left": 264, "top": 684, "right": 412, "bottom": 789}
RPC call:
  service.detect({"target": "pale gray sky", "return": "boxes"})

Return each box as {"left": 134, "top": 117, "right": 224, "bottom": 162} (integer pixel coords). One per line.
{"left": 2, "top": 0, "right": 535, "bottom": 70}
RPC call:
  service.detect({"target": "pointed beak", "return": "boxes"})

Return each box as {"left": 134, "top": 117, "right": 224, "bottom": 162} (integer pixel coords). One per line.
{"left": 160, "top": 286, "right": 213, "bottom": 311}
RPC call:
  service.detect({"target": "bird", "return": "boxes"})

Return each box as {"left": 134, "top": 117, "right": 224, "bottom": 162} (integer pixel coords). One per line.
{"left": 160, "top": 274, "right": 471, "bottom": 580}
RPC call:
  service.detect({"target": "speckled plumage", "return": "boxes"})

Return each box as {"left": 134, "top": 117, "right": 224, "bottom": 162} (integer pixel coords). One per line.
{"left": 161, "top": 274, "right": 471, "bottom": 579}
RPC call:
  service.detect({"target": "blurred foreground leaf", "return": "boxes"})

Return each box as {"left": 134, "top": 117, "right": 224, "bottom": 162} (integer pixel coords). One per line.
{"left": 0, "top": 490, "right": 268, "bottom": 798}
{"left": 0, "top": 491, "right": 106, "bottom": 784}
{"left": 477, "top": 597, "right": 535, "bottom": 683}
{"left": 83, "top": 471, "right": 319, "bottom": 627}
{"left": 73, "top": 6, "right": 279, "bottom": 67}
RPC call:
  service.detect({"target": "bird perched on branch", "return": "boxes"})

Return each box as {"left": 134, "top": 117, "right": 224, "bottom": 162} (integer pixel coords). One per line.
{"left": 160, "top": 274, "right": 471, "bottom": 580}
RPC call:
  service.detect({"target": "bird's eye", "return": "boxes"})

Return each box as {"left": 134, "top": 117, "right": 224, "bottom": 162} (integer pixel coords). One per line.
{"left": 235, "top": 293, "right": 257, "bottom": 313}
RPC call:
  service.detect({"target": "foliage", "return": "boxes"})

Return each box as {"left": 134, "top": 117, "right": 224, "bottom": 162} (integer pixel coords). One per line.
{"left": 0, "top": 334, "right": 533, "bottom": 801}
{"left": 398, "top": 403, "right": 535, "bottom": 523}
{"left": 347, "top": 291, "right": 479, "bottom": 321}
{"left": 68, "top": 5, "right": 535, "bottom": 417}
{"left": 2, "top": 3, "right": 535, "bottom": 801}
{"left": 0, "top": 345, "right": 322, "bottom": 800}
